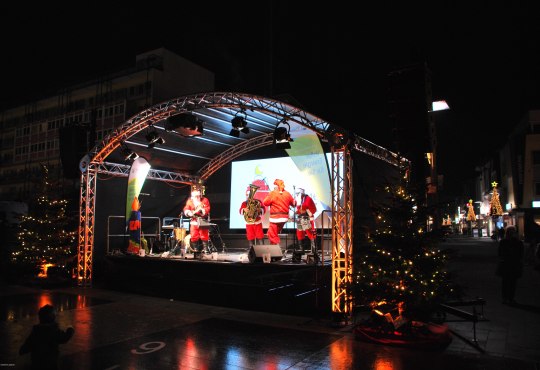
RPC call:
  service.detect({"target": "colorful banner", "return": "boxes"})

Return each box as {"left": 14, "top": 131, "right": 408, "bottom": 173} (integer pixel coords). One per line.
{"left": 127, "top": 198, "right": 141, "bottom": 254}
{"left": 125, "top": 157, "right": 151, "bottom": 221}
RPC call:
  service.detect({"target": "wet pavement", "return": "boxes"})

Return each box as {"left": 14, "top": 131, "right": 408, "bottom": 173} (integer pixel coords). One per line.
{"left": 1, "top": 235, "right": 540, "bottom": 369}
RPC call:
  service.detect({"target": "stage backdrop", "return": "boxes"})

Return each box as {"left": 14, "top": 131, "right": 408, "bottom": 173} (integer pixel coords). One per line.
{"left": 229, "top": 122, "right": 333, "bottom": 229}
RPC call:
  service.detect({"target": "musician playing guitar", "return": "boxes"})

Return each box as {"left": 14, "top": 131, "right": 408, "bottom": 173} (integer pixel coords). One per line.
{"left": 295, "top": 187, "right": 317, "bottom": 252}
{"left": 183, "top": 188, "right": 211, "bottom": 254}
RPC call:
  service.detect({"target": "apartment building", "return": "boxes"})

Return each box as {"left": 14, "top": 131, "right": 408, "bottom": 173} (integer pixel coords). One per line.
{"left": 475, "top": 110, "right": 540, "bottom": 241}
{"left": 0, "top": 48, "right": 214, "bottom": 201}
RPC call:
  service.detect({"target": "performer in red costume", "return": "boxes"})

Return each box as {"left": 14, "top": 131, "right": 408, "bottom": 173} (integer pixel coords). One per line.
{"left": 263, "top": 179, "right": 295, "bottom": 245}
{"left": 239, "top": 188, "right": 266, "bottom": 248}
{"left": 183, "top": 188, "right": 211, "bottom": 254}
{"left": 295, "top": 187, "right": 317, "bottom": 251}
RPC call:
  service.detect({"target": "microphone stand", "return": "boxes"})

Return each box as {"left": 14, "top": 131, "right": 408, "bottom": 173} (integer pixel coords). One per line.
{"left": 292, "top": 185, "right": 300, "bottom": 253}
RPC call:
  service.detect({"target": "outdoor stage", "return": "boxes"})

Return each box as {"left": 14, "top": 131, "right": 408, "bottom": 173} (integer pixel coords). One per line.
{"left": 97, "top": 244, "right": 332, "bottom": 316}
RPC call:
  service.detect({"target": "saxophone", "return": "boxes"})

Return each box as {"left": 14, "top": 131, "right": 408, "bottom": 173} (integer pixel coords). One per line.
{"left": 244, "top": 184, "right": 261, "bottom": 223}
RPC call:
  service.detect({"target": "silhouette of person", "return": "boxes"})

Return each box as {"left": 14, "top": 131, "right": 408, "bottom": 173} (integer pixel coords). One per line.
{"left": 497, "top": 226, "right": 524, "bottom": 304}
{"left": 19, "top": 304, "right": 75, "bottom": 369}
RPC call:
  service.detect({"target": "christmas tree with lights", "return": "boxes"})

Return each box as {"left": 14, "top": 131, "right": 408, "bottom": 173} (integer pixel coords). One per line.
{"left": 490, "top": 182, "right": 503, "bottom": 217}
{"left": 350, "top": 181, "right": 457, "bottom": 318}
{"left": 466, "top": 199, "right": 476, "bottom": 221}
{"left": 12, "top": 165, "right": 77, "bottom": 276}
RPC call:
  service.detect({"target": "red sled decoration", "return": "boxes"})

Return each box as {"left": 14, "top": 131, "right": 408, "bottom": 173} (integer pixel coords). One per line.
{"left": 353, "top": 320, "right": 452, "bottom": 351}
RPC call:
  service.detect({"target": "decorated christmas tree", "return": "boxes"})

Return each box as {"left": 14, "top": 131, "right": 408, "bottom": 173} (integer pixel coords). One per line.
{"left": 490, "top": 182, "right": 503, "bottom": 217}
{"left": 350, "top": 181, "right": 457, "bottom": 318}
{"left": 12, "top": 165, "right": 77, "bottom": 276}
{"left": 466, "top": 199, "right": 476, "bottom": 221}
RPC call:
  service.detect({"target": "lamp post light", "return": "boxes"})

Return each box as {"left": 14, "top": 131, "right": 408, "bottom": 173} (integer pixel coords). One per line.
{"left": 426, "top": 100, "right": 450, "bottom": 231}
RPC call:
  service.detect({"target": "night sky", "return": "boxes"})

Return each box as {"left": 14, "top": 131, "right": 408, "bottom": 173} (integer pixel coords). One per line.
{"left": 1, "top": 3, "right": 539, "bottom": 195}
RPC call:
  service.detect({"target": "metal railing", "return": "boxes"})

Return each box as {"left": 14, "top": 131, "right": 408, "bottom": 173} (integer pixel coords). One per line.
{"left": 106, "top": 216, "right": 161, "bottom": 254}
{"left": 320, "top": 209, "right": 333, "bottom": 265}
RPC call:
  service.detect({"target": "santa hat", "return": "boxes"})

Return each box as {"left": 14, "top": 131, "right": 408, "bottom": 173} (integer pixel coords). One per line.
{"left": 273, "top": 179, "right": 285, "bottom": 191}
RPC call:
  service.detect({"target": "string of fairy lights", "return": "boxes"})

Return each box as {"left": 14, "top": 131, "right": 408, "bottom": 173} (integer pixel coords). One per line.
{"left": 11, "top": 165, "right": 77, "bottom": 269}
{"left": 351, "top": 182, "right": 455, "bottom": 309}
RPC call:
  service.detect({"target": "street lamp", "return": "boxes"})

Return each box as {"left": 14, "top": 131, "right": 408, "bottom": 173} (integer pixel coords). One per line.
{"left": 427, "top": 100, "right": 450, "bottom": 231}
{"left": 430, "top": 100, "right": 450, "bottom": 112}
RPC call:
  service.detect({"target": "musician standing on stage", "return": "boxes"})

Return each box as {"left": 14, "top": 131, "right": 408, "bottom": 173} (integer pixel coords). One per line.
{"left": 239, "top": 188, "right": 266, "bottom": 248}
{"left": 295, "top": 187, "right": 317, "bottom": 251}
{"left": 183, "top": 188, "right": 211, "bottom": 253}
{"left": 263, "top": 179, "right": 295, "bottom": 246}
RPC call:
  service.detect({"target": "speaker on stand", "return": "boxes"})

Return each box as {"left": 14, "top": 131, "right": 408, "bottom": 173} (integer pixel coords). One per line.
{"left": 248, "top": 244, "right": 283, "bottom": 263}
{"left": 59, "top": 126, "right": 89, "bottom": 179}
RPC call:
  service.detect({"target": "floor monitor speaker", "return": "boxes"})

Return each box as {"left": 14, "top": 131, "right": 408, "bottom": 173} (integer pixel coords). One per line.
{"left": 248, "top": 244, "right": 283, "bottom": 263}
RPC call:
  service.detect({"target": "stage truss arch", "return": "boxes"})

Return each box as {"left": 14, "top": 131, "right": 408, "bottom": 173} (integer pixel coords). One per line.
{"left": 77, "top": 92, "right": 406, "bottom": 317}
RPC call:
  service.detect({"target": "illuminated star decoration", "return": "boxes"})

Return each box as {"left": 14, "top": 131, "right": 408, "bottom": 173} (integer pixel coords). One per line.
{"left": 490, "top": 181, "right": 503, "bottom": 216}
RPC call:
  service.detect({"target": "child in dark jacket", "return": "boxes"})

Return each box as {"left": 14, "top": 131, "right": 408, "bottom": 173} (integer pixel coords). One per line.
{"left": 19, "top": 304, "right": 75, "bottom": 369}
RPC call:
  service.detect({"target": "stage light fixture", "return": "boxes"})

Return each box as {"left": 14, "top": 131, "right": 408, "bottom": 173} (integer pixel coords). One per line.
{"left": 164, "top": 114, "right": 203, "bottom": 137}
{"left": 273, "top": 121, "right": 293, "bottom": 149}
{"left": 121, "top": 145, "right": 139, "bottom": 162}
{"left": 327, "top": 128, "right": 348, "bottom": 149}
{"left": 126, "top": 151, "right": 139, "bottom": 161}
{"left": 145, "top": 130, "right": 165, "bottom": 149}
{"left": 229, "top": 110, "right": 249, "bottom": 137}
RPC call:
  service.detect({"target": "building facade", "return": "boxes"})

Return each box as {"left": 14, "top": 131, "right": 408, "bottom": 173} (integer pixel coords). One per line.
{"left": 0, "top": 48, "right": 214, "bottom": 201}
{"left": 474, "top": 110, "right": 540, "bottom": 241}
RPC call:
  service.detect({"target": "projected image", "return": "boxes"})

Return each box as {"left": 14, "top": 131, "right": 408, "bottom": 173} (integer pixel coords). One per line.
{"left": 230, "top": 155, "right": 333, "bottom": 229}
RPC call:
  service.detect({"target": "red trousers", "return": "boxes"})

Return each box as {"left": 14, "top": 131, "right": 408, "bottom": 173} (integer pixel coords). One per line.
{"left": 190, "top": 224, "right": 209, "bottom": 242}
{"left": 246, "top": 223, "right": 264, "bottom": 241}
{"left": 267, "top": 222, "right": 285, "bottom": 244}
{"left": 297, "top": 220, "right": 316, "bottom": 241}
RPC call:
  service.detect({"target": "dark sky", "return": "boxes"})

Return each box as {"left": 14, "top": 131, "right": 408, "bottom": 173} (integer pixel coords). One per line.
{"left": 1, "top": 3, "right": 539, "bottom": 195}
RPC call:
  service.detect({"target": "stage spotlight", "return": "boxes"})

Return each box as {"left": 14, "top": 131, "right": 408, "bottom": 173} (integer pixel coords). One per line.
{"left": 229, "top": 111, "right": 249, "bottom": 137}
{"left": 273, "top": 121, "right": 293, "bottom": 149}
{"left": 121, "top": 145, "right": 139, "bottom": 162}
{"left": 164, "top": 114, "right": 203, "bottom": 137}
{"left": 126, "top": 151, "right": 139, "bottom": 161}
{"left": 327, "top": 128, "right": 348, "bottom": 149}
{"left": 145, "top": 131, "right": 165, "bottom": 148}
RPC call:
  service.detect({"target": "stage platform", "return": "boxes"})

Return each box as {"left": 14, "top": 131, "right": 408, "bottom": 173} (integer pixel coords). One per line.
{"left": 97, "top": 247, "right": 332, "bottom": 316}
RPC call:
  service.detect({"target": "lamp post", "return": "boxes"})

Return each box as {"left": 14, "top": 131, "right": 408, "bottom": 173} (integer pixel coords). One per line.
{"left": 426, "top": 100, "right": 450, "bottom": 231}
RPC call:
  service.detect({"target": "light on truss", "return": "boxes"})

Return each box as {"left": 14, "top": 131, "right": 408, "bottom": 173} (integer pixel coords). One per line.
{"left": 145, "top": 130, "right": 165, "bottom": 148}
{"left": 229, "top": 110, "right": 250, "bottom": 137}
{"left": 273, "top": 121, "right": 293, "bottom": 150}
{"left": 164, "top": 114, "right": 204, "bottom": 137}
{"left": 121, "top": 145, "right": 139, "bottom": 162}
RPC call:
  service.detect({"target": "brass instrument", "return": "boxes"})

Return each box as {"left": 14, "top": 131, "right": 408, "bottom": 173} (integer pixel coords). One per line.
{"left": 244, "top": 184, "right": 261, "bottom": 223}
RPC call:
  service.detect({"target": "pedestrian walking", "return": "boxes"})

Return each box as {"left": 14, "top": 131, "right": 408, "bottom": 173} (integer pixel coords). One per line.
{"left": 19, "top": 304, "right": 75, "bottom": 369}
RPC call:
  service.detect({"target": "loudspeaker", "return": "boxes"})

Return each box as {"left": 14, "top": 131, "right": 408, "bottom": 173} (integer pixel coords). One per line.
{"left": 248, "top": 244, "right": 283, "bottom": 263}
{"left": 306, "top": 253, "right": 320, "bottom": 265}
{"left": 59, "top": 126, "right": 88, "bottom": 179}
{"left": 151, "top": 239, "right": 166, "bottom": 253}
